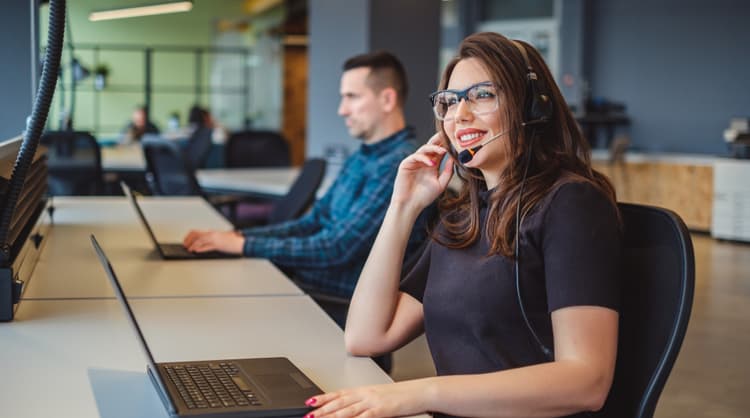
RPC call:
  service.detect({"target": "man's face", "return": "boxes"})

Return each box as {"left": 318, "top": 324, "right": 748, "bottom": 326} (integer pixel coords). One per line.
{"left": 337, "top": 67, "right": 384, "bottom": 143}
{"left": 132, "top": 109, "right": 146, "bottom": 128}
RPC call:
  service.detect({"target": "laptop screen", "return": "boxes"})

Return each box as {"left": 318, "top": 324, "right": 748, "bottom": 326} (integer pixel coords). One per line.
{"left": 90, "top": 234, "right": 176, "bottom": 414}
{"left": 120, "top": 181, "right": 161, "bottom": 248}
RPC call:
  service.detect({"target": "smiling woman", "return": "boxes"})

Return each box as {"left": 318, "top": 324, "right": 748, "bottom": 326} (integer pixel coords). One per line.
{"left": 308, "top": 32, "right": 623, "bottom": 418}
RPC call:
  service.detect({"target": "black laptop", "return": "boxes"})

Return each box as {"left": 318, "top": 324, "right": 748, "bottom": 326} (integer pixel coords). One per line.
{"left": 121, "top": 181, "right": 238, "bottom": 260}
{"left": 91, "top": 235, "right": 322, "bottom": 418}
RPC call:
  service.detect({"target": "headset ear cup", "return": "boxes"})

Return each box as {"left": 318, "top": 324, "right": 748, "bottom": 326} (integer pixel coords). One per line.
{"left": 525, "top": 75, "right": 553, "bottom": 124}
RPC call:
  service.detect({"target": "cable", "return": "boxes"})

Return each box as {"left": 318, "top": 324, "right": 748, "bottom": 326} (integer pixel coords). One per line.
{"left": 0, "top": 0, "right": 66, "bottom": 265}
{"left": 514, "top": 129, "right": 553, "bottom": 361}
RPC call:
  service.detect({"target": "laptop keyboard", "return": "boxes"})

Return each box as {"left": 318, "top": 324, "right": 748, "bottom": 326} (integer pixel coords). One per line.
{"left": 165, "top": 363, "right": 263, "bottom": 409}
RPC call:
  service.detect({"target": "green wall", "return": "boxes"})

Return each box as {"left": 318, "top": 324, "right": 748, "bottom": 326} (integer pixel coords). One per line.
{"left": 41, "top": 0, "right": 281, "bottom": 138}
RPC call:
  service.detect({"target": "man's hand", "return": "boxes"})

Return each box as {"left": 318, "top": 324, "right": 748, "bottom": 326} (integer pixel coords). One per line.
{"left": 183, "top": 230, "right": 245, "bottom": 254}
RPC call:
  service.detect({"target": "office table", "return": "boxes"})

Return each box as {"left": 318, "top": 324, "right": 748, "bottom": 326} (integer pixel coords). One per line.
{"left": 23, "top": 197, "right": 303, "bottom": 299}
{"left": 197, "top": 167, "right": 333, "bottom": 199}
{"left": 2, "top": 196, "right": 428, "bottom": 418}
{"left": 100, "top": 143, "right": 145, "bottom": 172}
{"left": 0, "top": 296, "right": 399, "bottom": 418}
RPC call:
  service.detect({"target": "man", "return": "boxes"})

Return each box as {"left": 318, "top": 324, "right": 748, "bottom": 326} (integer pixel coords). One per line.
{"left": 122, "top": 105, "right": 160, "bottom": 142}
{"left": 183, "top": 51, "right": 423, "bottom": 301}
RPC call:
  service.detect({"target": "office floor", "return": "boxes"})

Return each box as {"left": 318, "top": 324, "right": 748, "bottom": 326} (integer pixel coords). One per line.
{"left": 390, "top": 234, "right": 750, "bottom": 418}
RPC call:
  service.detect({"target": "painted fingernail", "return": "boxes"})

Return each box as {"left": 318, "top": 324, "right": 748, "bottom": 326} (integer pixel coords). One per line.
{"left": 305, "top": 398, "right": 317, "bottom": 406}
{"left": 305, "top": 414, "right": 315, "bottom": 418}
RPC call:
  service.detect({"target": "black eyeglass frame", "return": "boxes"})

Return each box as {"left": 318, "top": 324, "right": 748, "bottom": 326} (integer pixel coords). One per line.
{"left": 428, "top": 81, "right": 499, "bottom": 121}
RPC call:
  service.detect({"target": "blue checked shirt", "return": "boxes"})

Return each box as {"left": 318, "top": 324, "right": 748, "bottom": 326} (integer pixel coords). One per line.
{"left": 241, "top": 128, "right": 423, "bottom": 297}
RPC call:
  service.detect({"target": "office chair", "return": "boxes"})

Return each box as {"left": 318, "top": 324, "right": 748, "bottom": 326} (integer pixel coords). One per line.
{"left": 142, "top": 139, "right": 202, "bottom": 196}
{"left": 268, "top": 158, "right": 327, "bottom": 223}
{"left": 142, "top": 139, "right": 240, "bottom": 217}
{"left": 600, "top": 203, "right": 695, "bottom": 418}
{"left": 224, "top": 130, "right": 291, "bottom": 168}
{"left": 232, "top": 158, "right": 327, "bottom": 228}
{"left": 183, "top": 126, "right": 214, "bottom": 170}
{"left": 40, "top": 130, "right": 104, "bottom": 195}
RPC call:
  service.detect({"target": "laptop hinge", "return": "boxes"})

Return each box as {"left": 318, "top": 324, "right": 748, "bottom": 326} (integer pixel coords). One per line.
{"left": 147, "top": 365, "right": 177, "bottom": 415}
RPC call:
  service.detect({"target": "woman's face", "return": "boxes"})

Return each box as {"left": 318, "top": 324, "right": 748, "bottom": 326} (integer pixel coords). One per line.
{"left": 443, "top": 58, "right": 508, "bottom": 186}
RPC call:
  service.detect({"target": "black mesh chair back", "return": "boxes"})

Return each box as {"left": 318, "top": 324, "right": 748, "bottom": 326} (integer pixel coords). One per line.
{"left": 142, "top": 139, "right": 203, "bottom": 196}
{"left": 184, "top": 126, "right": 213, "bottom": 169}
{"left": 600, "top": 203, "right": 695, "bottom": 418}
{"left": 225, "top": 130, "right": 291, "bottom": 168}
{"left": 40, "top": 130, "right": 103, "bottom": 195}
{"left": 268, "top": 158, "right": 326, "bottom": 224}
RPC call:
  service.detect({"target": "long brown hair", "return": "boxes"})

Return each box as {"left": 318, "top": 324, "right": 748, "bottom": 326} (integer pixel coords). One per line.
{"left": 434, "top": 32, "right": 617, "bottom": 257}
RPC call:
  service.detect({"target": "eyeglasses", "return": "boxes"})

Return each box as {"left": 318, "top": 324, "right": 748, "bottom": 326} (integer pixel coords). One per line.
{"left": 429, "top": 81, "right": 499, "bottom": 121}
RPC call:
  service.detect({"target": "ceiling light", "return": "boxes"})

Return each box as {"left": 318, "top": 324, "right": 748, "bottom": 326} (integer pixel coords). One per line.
{"left": 89, "top": 1, "right": 193, "bottom": 22}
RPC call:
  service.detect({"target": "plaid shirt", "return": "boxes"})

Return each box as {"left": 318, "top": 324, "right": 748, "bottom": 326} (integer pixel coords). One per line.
{"left": 242, "top": 128, "right": 421, "bottom": 297}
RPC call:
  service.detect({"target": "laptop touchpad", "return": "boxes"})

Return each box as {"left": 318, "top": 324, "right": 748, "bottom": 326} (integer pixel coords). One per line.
{"left": 255, "top": 373, "right": 309, "bottom": 393}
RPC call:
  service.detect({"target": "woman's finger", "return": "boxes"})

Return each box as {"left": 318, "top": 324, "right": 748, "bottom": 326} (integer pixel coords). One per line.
{"left": 427, "top": 132, "right": 444, "bottom": 145}
{"left": 416, "top": 144, "right": 447, "bottom": 156}
{"left": 312, "top": 394, "right": 359, "bottom": 418}
{"left": 409, "top": 153, "right": 438, "bottom": 167}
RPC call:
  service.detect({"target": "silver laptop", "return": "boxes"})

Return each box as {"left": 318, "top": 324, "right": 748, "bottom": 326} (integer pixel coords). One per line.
{"left": 90, "top": 235, "right": 321, "bottom": 417}
{"left": 121, "top": 181, "right": 238, "bottom": 260}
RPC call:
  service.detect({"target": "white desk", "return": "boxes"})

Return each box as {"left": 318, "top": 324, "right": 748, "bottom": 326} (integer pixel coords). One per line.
{"left": 23, "top": 197, "right": 303, "bottom": 299}
{"left": 0, "top": 296, "right": 399, "bottom": 418}
{"left": 100, "top": 143, "right": 145, "bottom": 172}
{"left": 197, "top": 167, "right": 333, "bottom": 199}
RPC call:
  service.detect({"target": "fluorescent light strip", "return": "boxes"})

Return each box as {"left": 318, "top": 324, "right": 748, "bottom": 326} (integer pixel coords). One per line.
{"left": 89, "top": 1, "right": 193, "bottom": 22}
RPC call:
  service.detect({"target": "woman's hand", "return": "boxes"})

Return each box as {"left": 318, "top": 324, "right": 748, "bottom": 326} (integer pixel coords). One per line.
{"left": 391, "top": 133, "right": 454, "bottom": 212}
{"left": 306, "top": 380, "right": 431, "bottom": 418}
{"left": 182, "top": 230, "right": 244, "bottom": 254}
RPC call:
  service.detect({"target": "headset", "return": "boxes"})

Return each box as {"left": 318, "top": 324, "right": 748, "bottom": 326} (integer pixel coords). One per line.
{"left": 455, "top": 41, "right": 553, "bottom": 163}
{"left": 512, "top": 40, "right": 554, "bottom": 361}
{"left": 514, "top": 40, "right": 554, "bottom": 126}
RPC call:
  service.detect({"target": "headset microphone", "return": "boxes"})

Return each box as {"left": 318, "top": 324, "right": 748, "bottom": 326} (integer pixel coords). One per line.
{"left": 457, "top": 128, "right": 509, "bottom": 164}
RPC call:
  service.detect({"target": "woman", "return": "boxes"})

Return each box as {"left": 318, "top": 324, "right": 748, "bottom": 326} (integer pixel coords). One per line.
{"left": 307, "top": 32, "right": 622, "bottom": 418}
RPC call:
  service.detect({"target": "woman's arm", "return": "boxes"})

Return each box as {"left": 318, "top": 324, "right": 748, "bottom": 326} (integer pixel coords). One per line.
{"left": 312, "top": 305, "right": 618, "bottom": 418}
{"left": 345, "top": 134, "right": 454, "bottom": 356}
{"left": 344, "top": 203, "right": 427, "bottom": 355}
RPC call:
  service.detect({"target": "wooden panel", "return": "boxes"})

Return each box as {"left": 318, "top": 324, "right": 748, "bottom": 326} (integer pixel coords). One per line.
{"left": 593, "top": 160, "right": 713, "bottom": 231}
{"left": 282, "top": 45, "right": 308, "bottom": 166}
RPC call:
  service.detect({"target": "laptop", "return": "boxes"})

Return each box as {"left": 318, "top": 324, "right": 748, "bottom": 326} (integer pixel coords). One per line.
{"left": 121, "top": 181, "right": 239, "bottom": 260}
{"left": 90, "top": 235, "right": 322, "bottom": 418}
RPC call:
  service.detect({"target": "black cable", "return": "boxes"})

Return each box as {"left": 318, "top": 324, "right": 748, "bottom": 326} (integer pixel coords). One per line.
{"left": 0, "top": 0, "right": 66, "bottom": 265}
{"left": 514, "top": 130, "right": 553, "bottom": 360}
{"left": 65, "top": 4, "right": 75, "bottom": 130}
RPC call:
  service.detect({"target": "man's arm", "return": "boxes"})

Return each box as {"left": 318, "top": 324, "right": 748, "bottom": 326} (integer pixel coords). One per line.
{"left": 242, "top": 167, "right": 395, "bottom": 268}
{"left": 240, "top": 206, "right": 321, "bottom": 238}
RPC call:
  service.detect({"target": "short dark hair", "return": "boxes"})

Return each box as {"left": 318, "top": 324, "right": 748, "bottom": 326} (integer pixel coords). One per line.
{"left": 188, "top": 105, "right": 207, "bottom": 126}
{"left": 343, "top": 50, "right": 408, "bottom": 106}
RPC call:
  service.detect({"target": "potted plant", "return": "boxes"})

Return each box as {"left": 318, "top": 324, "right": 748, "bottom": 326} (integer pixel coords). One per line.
{"left": 93, "top": 64, "right": 110, "bottom": 90}
{"left": 168, "top": 111, "right": 180, "bottom": 131}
